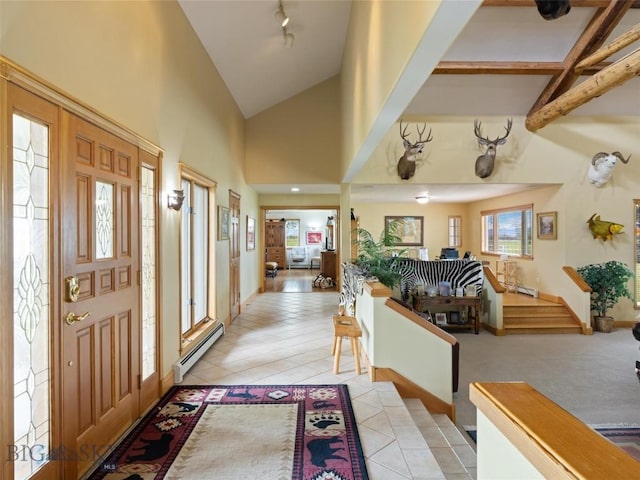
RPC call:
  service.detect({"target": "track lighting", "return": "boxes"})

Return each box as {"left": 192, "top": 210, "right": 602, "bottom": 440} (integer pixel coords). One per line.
{"left": 276, "top": 1, "right": 294, "bottom": 47}
{"left": 415, "top": 195, "right": 430, "bottom": 204}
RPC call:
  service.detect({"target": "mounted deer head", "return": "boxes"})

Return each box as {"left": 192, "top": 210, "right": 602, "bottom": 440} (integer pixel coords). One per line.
{"left": 397, "top": 120, "right": 432, "bottom": 180}
{"left": 473, "top": 118, "right": 512, "bottom": 179}
{"left": 535, "top": 0, "right": 571, "bottom": 20}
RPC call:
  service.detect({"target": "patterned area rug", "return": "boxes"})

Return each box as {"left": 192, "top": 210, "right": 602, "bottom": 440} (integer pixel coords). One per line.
{"left": 88, "top": 384, "right": 368, "bottom": 480}
{"left": 464, "top": 425, "right": 640, "bottom": 462}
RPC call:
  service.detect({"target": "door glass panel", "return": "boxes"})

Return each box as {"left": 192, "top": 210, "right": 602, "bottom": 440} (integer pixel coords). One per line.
{"left": 141, "top": 166, "right": 156, "bottom": 379}
{"left": 95, "top": 181, "right": 114, "bottom": 259}
{"left": 13, "top": 113, "right": 51, "bottom": 479}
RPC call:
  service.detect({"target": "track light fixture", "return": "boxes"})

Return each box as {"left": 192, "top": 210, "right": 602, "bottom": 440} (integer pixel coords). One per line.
{"left": 276, "top": 1, "right": 294, "bottom": 47}
{"left": 415, "top": 195, "right": 430, "bottom": 204}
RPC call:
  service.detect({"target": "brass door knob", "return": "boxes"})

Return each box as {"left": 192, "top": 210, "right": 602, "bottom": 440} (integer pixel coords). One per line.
{"left": 65, "top": 311, "right": 91, "bottom": 325}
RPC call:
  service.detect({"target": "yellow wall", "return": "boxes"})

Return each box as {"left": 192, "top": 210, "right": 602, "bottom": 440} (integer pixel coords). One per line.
{"left": 246, "top": 76, "right": 342, "bottom": 185}
{"left": 0, "top": 0, "right": 256, "bottom": 374}
{"left": 354, "top": 115, "right": 640, "bottom": 322}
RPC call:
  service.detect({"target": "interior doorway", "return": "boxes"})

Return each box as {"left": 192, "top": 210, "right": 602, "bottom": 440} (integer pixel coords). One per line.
{"left": 261, "top": 207, "right": 339, "bottom": 293}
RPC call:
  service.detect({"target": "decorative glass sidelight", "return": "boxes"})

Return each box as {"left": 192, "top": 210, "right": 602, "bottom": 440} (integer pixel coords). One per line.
{"left": 13, "top": 113, "right": 51, "bottom": 479}
{"left": 141, "top": 167, "right": 156, "bottom": 379}
{"left": 95, "top": 181, "right": 114, "bottom": 259}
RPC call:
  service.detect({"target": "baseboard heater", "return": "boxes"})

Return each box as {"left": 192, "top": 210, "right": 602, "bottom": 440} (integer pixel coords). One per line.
{"left": 173, "top": 322, "right": 225, "bottom": 383}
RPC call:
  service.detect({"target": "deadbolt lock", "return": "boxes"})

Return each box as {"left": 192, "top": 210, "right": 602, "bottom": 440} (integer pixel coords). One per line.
{"left": 65, "top": 276, "right": 80, "bottom": 302}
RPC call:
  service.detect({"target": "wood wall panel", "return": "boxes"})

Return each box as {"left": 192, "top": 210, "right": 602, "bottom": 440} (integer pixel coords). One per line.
{"left": 99, "top": 268, "right": 114, "bottom": 295}
{"left": 118, "top": 266, "right": 131, "bottom": 289}
{"left": 99, "top": 317, "right": 114, "bottom": 416}
{"left": 77, "top": 327, "right": 94, "bottom": 433}
{"left": 118, "top": 152, "right": 131, "bottom": 178}
{"left": 99, "top": 145, "right": 114, "bottom": 173}
{"left": 76, "top": 174, "right": 90, "bottom": 263}
{"left": 118, "top": 311, "right": 131, "bottom": 399}
{"left": 77, "top": 271, "right": 94, "bottom": 300}
{"left": 75, "top": 136, "right": 93, "bottom": 166}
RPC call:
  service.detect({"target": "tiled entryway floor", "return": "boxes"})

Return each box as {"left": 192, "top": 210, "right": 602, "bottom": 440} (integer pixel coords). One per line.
{"left": 182, "top": 292, "right": 476, "bottom": 479}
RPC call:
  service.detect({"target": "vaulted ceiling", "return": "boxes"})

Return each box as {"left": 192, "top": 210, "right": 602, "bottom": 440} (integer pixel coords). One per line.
{"left": 179, "top": 0, "right": 639, "bottom": 201}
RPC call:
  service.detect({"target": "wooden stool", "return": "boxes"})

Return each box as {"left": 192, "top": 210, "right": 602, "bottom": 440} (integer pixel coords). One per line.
{"left": 332, "top": 315, "right": 362, "bottom": 375}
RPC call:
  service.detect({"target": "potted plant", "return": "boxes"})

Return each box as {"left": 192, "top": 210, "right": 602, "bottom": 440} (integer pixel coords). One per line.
{"left": 352, "top": 220, "right": 407, "bottom": 290}
{"left": 576, "top": 260, "right": 634, "bottom": 332}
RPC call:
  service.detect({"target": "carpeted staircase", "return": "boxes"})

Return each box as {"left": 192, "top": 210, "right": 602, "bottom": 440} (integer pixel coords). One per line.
{"left": 502, "top": 294, "right": 582, "bottom": 334}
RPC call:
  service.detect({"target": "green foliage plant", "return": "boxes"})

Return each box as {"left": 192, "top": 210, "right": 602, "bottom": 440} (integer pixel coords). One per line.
{"left": 576, "top": 260, "right": 633, "bottom": 318}
{"left": 352, "top": 220, "right": 408, "bottom": 289}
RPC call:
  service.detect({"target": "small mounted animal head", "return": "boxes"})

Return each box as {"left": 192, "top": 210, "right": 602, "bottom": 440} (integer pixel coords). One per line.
{"left": 473, "top": 118, "right": 512, "bottom": 179}
{"left": 396, "top": 120, "right": 433, "bottom": 181}
{"left": 535, "top": 0, "right": 571, "bottom": 20}
{"left": 588, "top": 151, "right": 631, "bottom": 187}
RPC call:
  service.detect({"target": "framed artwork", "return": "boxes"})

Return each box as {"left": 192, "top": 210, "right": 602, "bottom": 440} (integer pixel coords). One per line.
{"left": 218, "top": 206, "right": 230, "bottom": 240}
{"left": 305, "top": 231, "right": 322, "bottom": 245}
{"left": 246, "top": 216, "right": 255, "bottom": 251}
{"left": 434, "top": 312, "right": 448, "bottom": 326}
{"left": 537, "top": 211, "right": 557, "bottom": 240}
{"left": 285, "top": 219, "right": 300, "bottom": 247}
{"left": 384, "top": 215, "right": 424, "bottom": 246}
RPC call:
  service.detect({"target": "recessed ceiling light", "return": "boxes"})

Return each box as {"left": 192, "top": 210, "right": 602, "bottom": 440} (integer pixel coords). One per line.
{"left": 291, "top": 187, "right": 300, "bottom": 192}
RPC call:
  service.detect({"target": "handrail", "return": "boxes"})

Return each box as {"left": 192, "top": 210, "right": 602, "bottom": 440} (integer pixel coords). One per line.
{"left": 470, "top": 382, "right": 640, "bottom": 479}
{"left": 363, "top": 281, "right": 392, "bottom": 297}
{"left": 483, "top": 265, "right": 506, "bottom": 293}
{"left": 563, "top": 265, "right": 592, "bottom": 292}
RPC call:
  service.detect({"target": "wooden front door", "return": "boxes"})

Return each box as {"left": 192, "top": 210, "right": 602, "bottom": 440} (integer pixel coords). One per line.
{"left": 61, "top": 112, "right": 140, "bottom": 478}
{"left": 229, "top": 190, "right": 241, "bottom": 320}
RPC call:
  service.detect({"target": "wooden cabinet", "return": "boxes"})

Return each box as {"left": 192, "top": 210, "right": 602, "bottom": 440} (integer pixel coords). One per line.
{"left": 350, "top": 217, "right": 359, "bottom": 261}
{"left": 413, "top": 294, "right": 481, "bottom": 334}
{"left": 321, "top": 251, "right": 337, "bottom": 283}
{"left": 265, "top": 220, "right": 286, "bottom": 267}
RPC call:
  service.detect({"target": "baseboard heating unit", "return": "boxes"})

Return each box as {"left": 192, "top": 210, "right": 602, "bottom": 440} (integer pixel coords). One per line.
{"left": 173, "top": 322, "right": 225, "bottom": 383}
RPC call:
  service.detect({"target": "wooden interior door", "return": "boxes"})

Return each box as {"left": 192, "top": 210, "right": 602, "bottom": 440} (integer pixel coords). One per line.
{"left": 61, "top": 112, "right": 140, "bottom": 478}
{"left": 229, "top": 190, "right": 241, "bottom": 320}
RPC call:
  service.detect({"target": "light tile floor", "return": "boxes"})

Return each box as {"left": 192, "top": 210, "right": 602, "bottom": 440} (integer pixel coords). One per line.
{"left": 182, "top": 292, "right": 475, "bottom": 480}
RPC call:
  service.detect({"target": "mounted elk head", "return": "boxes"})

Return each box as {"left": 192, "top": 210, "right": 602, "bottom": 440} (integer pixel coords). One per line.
{"left": 473, "top": 118, "right": 512, "bottom": 179}
{"left": 397, "top": 121, "right": 433, "bottom": 181}
{"left": 588, "top": 151, "right": 631, "bottom": 188}
{"left": 535, "top": 0, "right": 571, "bottom": 20}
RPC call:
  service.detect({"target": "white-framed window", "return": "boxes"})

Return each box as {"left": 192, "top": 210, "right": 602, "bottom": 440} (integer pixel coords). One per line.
{"left": 179, "top": 165, "right": 216, "bottom": 345}
{"left": 481, "top": 204, "right": 533, "bottom": 258}
{"left": 634, "top": 200, "right": 640, "bottom": 308}
{"left": 448, "top": 216, "right": 461, "bottom": 247}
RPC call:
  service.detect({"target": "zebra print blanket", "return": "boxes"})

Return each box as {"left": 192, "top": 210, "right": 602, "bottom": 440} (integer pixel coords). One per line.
{"left": 339, "top": 259, "right": 484, "bottom": 315}
{"left": 395, "top": 259, "right": 484, "bottom": 301}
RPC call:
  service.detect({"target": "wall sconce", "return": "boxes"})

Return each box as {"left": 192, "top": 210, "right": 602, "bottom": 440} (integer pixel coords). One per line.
{"left": 415, "top": 195, "right": 430, "bottom": 204}
{"left": 167, "top": 189, "right": 185, "bottom": 211}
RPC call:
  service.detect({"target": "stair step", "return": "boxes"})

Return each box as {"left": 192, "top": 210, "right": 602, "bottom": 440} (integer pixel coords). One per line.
{"left": 504, "top": 314, "right": 574, "bottom": 324}
{"left": 402, "top": 398, "right": 476, "bottom": 477}
{"left": 504, "top": 323, "right": 582, "bottom": 334}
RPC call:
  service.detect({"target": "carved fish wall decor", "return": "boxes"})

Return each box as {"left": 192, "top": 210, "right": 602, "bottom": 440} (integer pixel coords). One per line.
{"left": 587, "top": 213, "right": 624, "bottom": 241}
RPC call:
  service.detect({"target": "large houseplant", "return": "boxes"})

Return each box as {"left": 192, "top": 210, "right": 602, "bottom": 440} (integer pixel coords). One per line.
{"left": 576, "top": 260, "right": 633, "bottom": 332}
{"left": 352, "top": 221, "right": 407, "bottom": 289}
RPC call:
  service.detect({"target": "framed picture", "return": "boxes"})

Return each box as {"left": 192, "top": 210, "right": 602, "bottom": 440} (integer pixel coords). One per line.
{"left": 434, "top": 312, "right": 448, "bottom": 326}
{"left": 246, "top": 216, "right": 255, "bottom": 251}
{"left": 285, "top": 219, "right": 300, "bottom": 247}
{"left": 537, "top": 211, "right": 557, "bottom": 240}
{"left": 384, "top": 215, "right": 424, "bottom": 246}
{"left": 218, "top": 206, "right": 230, "bottom": 240}
{"left": 305, "top": 231, "right": 322, "bottom": 245}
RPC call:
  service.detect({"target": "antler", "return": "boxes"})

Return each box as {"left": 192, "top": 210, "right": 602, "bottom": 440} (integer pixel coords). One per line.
{"left": 475, "top": 119, "right": 512, "bottom": 146}
{"left": 473, "top": 120, "right": 487, "bottom": 144}
{"left": 612, "top": 151, "right": 631, "bottom": 164}
{"left": 399, "top": 121, "right": 410, "bottom": 141}
{"left": 416, "top": 123, "right": 433, "bottom": 143}
{"left": 495, "top": 118, "right": 513, "bottom": 145}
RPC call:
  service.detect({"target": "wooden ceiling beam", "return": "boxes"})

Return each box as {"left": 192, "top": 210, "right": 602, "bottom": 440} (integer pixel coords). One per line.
{"left": 527, "top": 0, "right": 633, "bottom": 116}
{"left": 575, "top": 23, "right": 640, "bottom": 71}
{"left": 482, "top": 0, "right": 640, "bottom": 7}
{"left": 525, "top": 48, "right": 640, "bottom": 131}
{"left": 433, "top": 61, "right": 609, "bottom": 75}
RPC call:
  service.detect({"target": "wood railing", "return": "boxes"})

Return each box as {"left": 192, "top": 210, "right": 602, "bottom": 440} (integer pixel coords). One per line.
{"left": 470, "top": 382, "right": 639, "bottom": 479}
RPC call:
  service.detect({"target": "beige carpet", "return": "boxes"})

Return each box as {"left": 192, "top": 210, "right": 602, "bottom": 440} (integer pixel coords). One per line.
{"left": 165, "top": 403, "right": 298, "bottom": 479}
